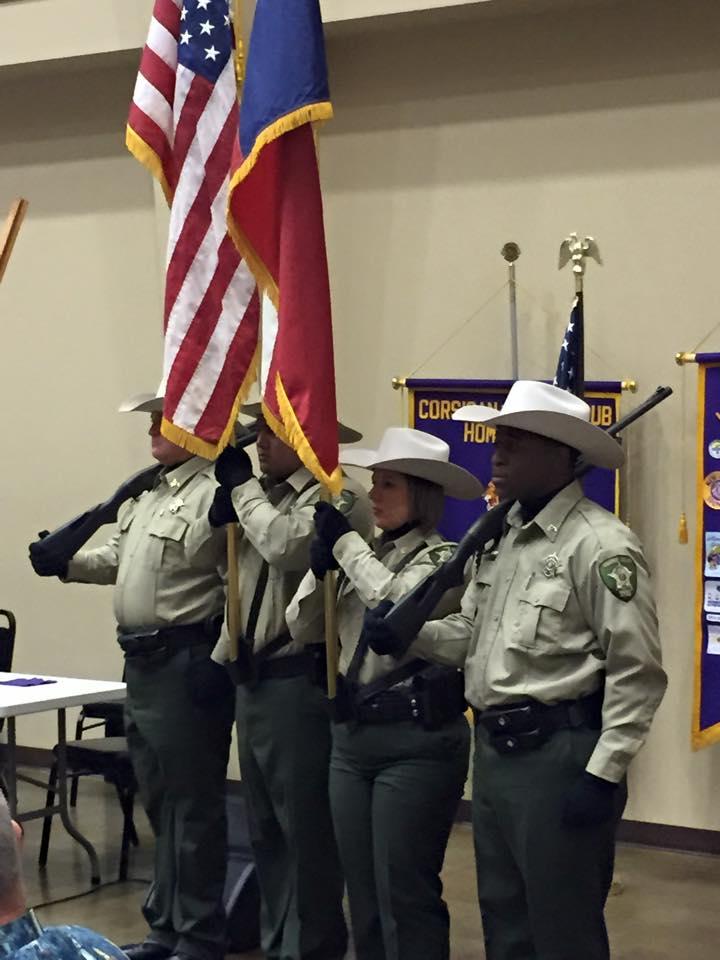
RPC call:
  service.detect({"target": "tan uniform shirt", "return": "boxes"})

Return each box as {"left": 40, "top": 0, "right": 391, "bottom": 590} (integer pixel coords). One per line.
{"left": 66, "top": 457, "right": 226, "bottom": 630}
{"left": 412, "top": 481, "right": 667, "bottom": 782}
{"left": 211, "top": 468, "right": 373, "bottom": 663}
{"left": 287, "top": 527, "right": 460, "bottom": 686}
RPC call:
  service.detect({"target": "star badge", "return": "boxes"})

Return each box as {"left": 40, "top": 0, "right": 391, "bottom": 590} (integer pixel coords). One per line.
{"left": 542, "top": 553, "right": 562, "bottom": 578}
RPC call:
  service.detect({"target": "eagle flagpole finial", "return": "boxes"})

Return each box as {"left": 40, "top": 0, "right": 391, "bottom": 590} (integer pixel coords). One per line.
{"left": 558, "top": 232, "right": 602, "bottom": 294}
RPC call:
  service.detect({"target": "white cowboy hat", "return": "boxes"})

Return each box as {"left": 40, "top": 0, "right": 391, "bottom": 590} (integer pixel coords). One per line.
{"left": 452, "top": 380, "right": 624, "bottom": 470}
{"left": 341, "top": 427, "right": 484, "bottom": 500}
{"left": 118, "top": 389, "right": 164, "bottom": 414}
{"left": 240, "top": 401, "right": 363, "bottom": 445}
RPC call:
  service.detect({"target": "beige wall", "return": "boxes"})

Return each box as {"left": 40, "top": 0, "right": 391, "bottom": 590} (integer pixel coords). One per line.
{"left": 2, "top": 0, "right": 720, "bottom": 828}
{"left": 0, "top": 54, "right": 163, "bottom": 746}
{"left": 0, "top": 0, "right": 494, "bottom": 68}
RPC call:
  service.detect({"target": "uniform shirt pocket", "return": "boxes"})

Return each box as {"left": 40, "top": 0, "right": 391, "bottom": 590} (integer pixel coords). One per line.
{"left": 146, "top": 512, "right": 190, "bottom": 570}
{"left": 510, "top": 579, "right": 571, "bottom": 651}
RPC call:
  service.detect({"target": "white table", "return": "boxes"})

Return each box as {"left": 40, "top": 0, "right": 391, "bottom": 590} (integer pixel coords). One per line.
{"left": 0, "top": 672, "right": 126, "bottom": 885}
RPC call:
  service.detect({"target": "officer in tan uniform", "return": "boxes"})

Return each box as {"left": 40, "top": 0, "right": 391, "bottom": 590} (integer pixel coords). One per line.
{"left": 287, "top": 427, "right": 483, "bottom": 960}
{"left": 364, "top": 382, "right": 667, "bottom": 960}
{"left": 201, "top": 407, "right": 373, "bottom": 960}
{"left": 29, "top": 390, "right": 233, "bottom": 960}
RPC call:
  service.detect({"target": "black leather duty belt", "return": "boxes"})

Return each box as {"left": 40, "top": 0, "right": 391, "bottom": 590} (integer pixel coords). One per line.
{"left": 118, "top": 617, "right": 222, "bottom": 661}
{"left": 257, "top": 648, "right": 323, "bottom": 682}
{"left": 472, "top": 689, "right": 603, "bottom": 755}
{"left": 342, "top": 685, "right": 466, "bottom": 730}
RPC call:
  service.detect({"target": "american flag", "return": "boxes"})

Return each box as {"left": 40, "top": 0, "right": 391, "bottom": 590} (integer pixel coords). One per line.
{"left": 127, "top": 0, "right": 259, "bottom": 457}
{"left": 553, "top": 292, "right": 584, "bottom": 397}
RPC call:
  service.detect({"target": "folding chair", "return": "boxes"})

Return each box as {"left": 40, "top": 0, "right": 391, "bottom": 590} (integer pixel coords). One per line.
{"left": 39, "top": 736, "right": 138, "bottom": 881}
{"left": 0, "top": 610, "right": 17, "bottom": 799}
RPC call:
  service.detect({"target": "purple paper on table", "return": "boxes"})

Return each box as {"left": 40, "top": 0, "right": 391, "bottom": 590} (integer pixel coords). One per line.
{"left": 0, "top": 677, "right": 57, "bottom": 687}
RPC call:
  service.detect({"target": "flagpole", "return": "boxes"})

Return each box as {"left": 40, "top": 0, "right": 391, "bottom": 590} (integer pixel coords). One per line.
{"left": 226, "top": 516, "right": 241, "bottom": 663}
{"left": 0, "top": 199, "right": 28, "bottom": 286}
{"left": 321, "top": 487, "right": 339, "bottom": 699}
{"left": 223, "top": 0, "right": 253, "bottom": 667}
{"left": 558, "top": 232, "right": 602, "bottom": 398}
{"left": 501, "top": 242, "right": 521, "bottom": 380}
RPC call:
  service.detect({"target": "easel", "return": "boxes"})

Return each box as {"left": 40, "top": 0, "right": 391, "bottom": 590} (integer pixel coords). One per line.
{"left": 0, "top": 199, "right": 28, "bottom": 285}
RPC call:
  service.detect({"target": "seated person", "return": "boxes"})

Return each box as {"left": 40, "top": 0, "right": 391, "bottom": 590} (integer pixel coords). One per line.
{"left": 0, "top": 796, "right": 126, "bottom": 960}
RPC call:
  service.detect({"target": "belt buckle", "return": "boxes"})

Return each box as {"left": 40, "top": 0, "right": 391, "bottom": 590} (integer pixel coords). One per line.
{"left": 484, "top": 703, "right": 534, "bottom": 735}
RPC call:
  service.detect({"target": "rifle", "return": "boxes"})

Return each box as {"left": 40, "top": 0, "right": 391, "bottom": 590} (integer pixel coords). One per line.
{"left": 32, "top": 427, "right": 260, "bottom": 562}
{"left": 33, "top": 463, "right": 164, "bottom": 561}
{"left": 373, "top": 385, "right": 673, "bottom": 653}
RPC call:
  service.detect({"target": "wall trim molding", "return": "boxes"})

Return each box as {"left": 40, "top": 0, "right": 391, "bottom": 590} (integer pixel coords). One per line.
{"left": 617, "top": 819, "right": 720, "bottom": 856}
{"left": 457, "top": 800, "right": 720, "bottom": 856}
{"left": 13, "top": 750, "right": 720, "bottom": 857}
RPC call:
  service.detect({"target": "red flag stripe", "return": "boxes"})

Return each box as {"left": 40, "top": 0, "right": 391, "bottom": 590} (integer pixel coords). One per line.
{"left": 127, "top": 104, "right": 177, "bottom": 192}
{"left": 194, "top": 290, "right": 261, "bottom": 439}
{"left": 151, "top": 0, "right": 181, "bottom": 39}
{"left": 168, "top": 74, "right": 215, "bottom": 203}
{"left": 164, "top": 107, "right": 238, "bottom": 324}
{"left": 164, "top": 234, "right": 243, "bottom": 414}
{"left": 138, "top": 46, "right": 177, "bottom": 109}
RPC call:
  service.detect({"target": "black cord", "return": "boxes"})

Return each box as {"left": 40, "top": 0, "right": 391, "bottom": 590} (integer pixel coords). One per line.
{"left": 31, "top": 877, "right": 150, "bottom": 911}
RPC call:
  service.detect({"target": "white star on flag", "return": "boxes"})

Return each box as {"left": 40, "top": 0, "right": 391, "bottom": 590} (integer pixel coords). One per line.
{"left": 200, "top": 19, "right": 214, "bottom": 35}
{"left": 180, "top": 30, "right": 192, "bottom": 44}
{"left": 197, "top": 0, "right": 211, "bottom": 9}
{"left": 562, "top": 339, "right": 569, "bottom": 350}
{"left": 204, "top": 45, "right": 220, "bottom": 60}
{"left": 180, "top": 7, "right": 187, "bottom": 20}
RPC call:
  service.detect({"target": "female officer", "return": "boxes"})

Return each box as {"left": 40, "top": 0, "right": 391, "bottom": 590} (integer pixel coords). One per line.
{"left": 287, "top": 427, "right": 483, "bottom": 960}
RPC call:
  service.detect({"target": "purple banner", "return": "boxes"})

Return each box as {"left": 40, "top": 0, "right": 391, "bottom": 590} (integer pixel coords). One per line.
{"left": 693, "top": 361, "right": 720, "bottom": 747}
{"left": 408, "top": 380, "right": 621, "bottom": 542}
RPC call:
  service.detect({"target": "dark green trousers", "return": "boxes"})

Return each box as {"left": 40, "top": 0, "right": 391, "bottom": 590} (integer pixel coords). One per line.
{"left": 124, "top": 646, "right": 234, "bottom": 960}
{"left": 472, "top": 725, "right": 627, "bottom": 960}
{"left": 235, "top": 675, "right": 347, "bottom": 960}
{"left": 329, "top": 717, "right": 470, "bottom": 960}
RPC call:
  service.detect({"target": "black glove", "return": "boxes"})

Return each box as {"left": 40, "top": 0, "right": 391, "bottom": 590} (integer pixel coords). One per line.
{"left": 363, "top": 599, "right": 401, "bottom": 657}
{"left": 208, "top": 485, "right": 238, "bottom": 528}
{"left": 186, "top": 656, "right": 234, "bottom": 708}
{"left": 310, "top": 537, "right": 339, "bottom": 580}
{"left": 214, "top": 445, "right": 254, "bottom": 490}
{"left": 562, "top": 771, "right": 619, "bottom": 828}
{"left": 314, "top": 501, "right": 351, "bottom": 549}
{"left": 29, "top": 534, "right": 70, "bottom": 579}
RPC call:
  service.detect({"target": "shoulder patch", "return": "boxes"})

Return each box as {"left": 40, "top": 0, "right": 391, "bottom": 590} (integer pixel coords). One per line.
{"left": 599, "top": 555, "right": 637, "bottom": 601}
{"left": 335, "top": 489, "right": 358, "bottom": 516}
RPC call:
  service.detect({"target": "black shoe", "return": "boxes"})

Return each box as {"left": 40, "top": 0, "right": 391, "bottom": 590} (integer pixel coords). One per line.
{"left": 122, "top": 942, "right": 175, "bottom": 960}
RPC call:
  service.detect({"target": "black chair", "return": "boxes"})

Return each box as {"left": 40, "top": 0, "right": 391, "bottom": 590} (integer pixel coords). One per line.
{"left": 0, "top": 610, "right": 17, "bottom": 799}
{"left": 39, "top": 736, "right": 139, "bottom": 881}
{"left": 0, "top": 609, "right": 17, "bottom": 677}
{"left": 70, "top": 699, "right": 126, "bottom": 806}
